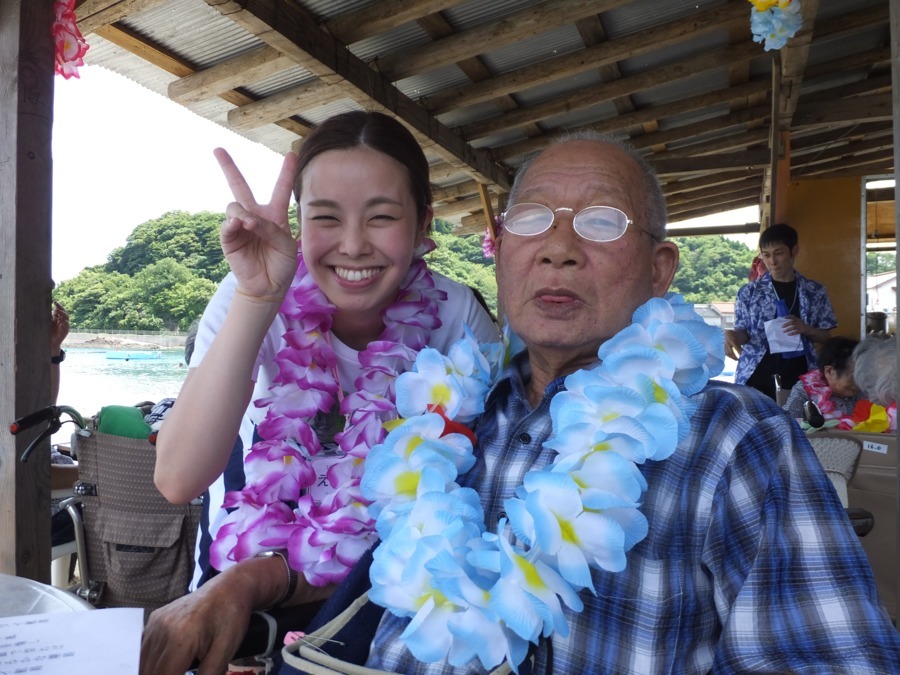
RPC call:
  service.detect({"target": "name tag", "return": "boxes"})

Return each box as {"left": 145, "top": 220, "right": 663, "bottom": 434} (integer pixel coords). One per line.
{"left": 862, "top": 440, "right": 888, "bottom": 455}
{"left": 304, "top": 444, "right": 345, "bottom": 504}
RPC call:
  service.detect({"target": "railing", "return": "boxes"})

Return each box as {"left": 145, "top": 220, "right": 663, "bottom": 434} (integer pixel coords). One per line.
{"left": 68, "top": 328, "right": 187, "bottom": 337}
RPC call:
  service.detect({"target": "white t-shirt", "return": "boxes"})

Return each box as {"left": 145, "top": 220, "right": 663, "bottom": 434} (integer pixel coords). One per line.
{"left": 189, "top": 269, "right": 498, "bottom": 589}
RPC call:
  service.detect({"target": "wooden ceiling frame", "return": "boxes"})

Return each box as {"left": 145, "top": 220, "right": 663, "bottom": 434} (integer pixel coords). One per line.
{"left": 72, "top": 0, "right": 895, "bottom": 225}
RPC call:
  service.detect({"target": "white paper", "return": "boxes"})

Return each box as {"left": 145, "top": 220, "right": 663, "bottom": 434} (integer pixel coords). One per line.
{"left": 764, "top": 316, "right": 803, "bottom": 354}
{"left": 0, "top": 607, "right": 142, "bottom": 674}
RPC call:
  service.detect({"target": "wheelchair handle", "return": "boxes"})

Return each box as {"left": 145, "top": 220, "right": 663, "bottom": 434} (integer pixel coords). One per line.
{"left": 11, "top": 405, "right": 85, "bottom": 463}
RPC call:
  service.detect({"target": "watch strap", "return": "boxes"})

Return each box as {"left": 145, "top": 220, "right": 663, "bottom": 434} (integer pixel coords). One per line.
{"left": 51, "top": 349, "right": 66, "bottom": 365}
{"left": 258, "top": 550, "right": 298, "bottom": 609}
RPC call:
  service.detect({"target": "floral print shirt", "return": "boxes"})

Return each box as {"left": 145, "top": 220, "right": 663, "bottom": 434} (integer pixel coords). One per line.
{"left": 733, "top": 271, "right": 836, "bottom": 386}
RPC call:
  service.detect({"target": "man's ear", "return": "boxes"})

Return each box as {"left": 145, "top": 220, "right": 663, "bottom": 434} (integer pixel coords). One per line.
{"left": 791, "top": 244, "right": 800, "bottom": 259}
{"left": 651, "top": 240, "right": 679, "bottom": 297}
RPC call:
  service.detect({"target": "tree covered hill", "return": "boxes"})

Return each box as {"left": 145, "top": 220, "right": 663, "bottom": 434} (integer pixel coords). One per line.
{"left": 53, "top": 210, "right": 754, "bottom": 331}
{"left": 670, "top": 235, "right": 756, "bottom": 304}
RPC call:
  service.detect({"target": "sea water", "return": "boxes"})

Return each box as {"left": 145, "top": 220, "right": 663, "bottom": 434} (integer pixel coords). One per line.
{"left": 51, "top": 347, "right": 188, "bottom": 444}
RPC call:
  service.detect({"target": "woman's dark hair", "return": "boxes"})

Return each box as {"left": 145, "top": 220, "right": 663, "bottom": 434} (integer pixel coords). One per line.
{"left": 817, "top": 336, "right": 858, "bottom": 376}
{"left": 292, "top": 111, "right": 432, "bottom": 225}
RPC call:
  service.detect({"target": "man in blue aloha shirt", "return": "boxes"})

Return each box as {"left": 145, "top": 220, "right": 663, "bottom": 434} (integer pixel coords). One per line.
{"left": 726, "top": 223, "right": 836, "bottom": 400}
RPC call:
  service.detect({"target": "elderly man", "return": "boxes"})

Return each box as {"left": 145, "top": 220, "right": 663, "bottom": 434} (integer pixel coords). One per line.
{"left": 142, "top": 136, "right": 899, "bottom": 674}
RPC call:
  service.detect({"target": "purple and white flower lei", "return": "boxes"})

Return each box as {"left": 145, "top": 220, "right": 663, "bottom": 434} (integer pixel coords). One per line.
{"left": 210, "top": 250, "right": 446, "bottom": 586}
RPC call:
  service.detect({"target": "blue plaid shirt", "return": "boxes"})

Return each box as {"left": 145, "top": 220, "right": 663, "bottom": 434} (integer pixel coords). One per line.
{"left": 733, "top": 271, "right": 837, "bottom": 385}
{"left": 367, "top": 355, "right": 900, "bottom": 674}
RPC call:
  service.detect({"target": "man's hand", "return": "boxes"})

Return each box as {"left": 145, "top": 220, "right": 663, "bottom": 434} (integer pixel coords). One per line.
{"left": 724, "top": 329, "right": 745, "bottom": 361}
{"left": 140, "top": 567, "right": 256, "bottom": 675}
{"left": 782, "top": 316, "right": 832, "bottom": 344}
{"left": 214, "top": 148, "right": 300, "bottom": 301}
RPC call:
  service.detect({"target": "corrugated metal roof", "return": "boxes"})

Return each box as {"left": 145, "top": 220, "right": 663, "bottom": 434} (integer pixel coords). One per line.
{"left": 71, "top": 0, "right": 894, "bottom": 222}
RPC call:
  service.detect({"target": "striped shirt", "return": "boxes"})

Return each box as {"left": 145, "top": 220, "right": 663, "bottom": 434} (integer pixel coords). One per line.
{"left": 367, "top": 355, "right": 900, "bottom": 674}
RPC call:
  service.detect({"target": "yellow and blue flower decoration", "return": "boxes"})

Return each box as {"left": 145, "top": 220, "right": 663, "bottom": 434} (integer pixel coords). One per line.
{"left": 361, "top": 293, "right": 724, "bottom": 672}
{"left": 749, "top": 0, "right": 803, "bottom": 51}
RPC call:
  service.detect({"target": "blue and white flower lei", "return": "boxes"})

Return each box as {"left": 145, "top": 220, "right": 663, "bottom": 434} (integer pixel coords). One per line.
{"left": 360, "top": 293, "right": 724, "bottom": 671}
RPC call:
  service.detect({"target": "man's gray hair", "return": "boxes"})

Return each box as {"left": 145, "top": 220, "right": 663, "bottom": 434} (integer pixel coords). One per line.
{"left": 506, "top": 131, "right": 668, "bottom": 240}
{"left": 852, "top": 334, "right": 897, "bottom": 407}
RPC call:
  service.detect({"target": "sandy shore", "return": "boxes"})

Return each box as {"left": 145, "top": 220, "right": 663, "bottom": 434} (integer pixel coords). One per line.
{"left": 64, "top": 336, "right": 165, "bottom": 349}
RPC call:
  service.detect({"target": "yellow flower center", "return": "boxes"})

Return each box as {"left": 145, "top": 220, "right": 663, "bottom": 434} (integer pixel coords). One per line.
{"left": 513, "top": 551, "right": 546, "bottom": 589}
{"left": 394, "top": 470, "right": 419, "bottom": 496}
{"left": 430, "top": 383, "right": 452, "bottom": 407}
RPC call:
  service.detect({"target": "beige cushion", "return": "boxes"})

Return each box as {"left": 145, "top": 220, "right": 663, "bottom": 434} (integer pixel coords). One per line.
{"left": 808, "top": 437, "right": 862, "bottom": 508}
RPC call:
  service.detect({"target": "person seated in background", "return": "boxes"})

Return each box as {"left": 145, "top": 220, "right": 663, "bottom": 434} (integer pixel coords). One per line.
{"left": 782, "top": 335, "right": 862, "bottom": 424}
{"left": 851, "top": 334, "right": 897, "bottom": 432}
{"left": 145, "top": 321, "right": 200, "bottom": 435}
{"left": 49, "top": 301, "right": 79, "bottom": 548}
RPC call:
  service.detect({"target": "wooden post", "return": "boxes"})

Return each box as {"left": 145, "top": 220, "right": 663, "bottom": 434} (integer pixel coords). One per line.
{"left": 477, "top": 183, "right": 496, "bottom": 245}
{"left": 773, "top": 131, "right": 790, "bottom": 225}
{"left": 0, "top": 0, "right": 55, "bottom": 580}
{"left": 889, "top": 0, "right": 900, "bottom": 621}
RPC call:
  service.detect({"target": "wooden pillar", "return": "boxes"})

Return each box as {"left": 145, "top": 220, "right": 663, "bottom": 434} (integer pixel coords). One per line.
{"left": 0, "top": 0, "right": 55, "bottom": 580}
{"left": 772, "top": 131, "right": 790, "bottom": 225}
{"left": 889, "top": 0, "right": 900, "bottom": 621}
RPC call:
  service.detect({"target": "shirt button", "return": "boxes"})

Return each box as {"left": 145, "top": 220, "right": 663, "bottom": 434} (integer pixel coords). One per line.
{"left": 518, "top": 432, "right": 531, "bottom": 443}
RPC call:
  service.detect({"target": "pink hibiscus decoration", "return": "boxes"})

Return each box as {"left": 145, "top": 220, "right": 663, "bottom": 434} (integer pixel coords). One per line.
{"left": 52, "top": 0, "right": 89, "bottom": 79}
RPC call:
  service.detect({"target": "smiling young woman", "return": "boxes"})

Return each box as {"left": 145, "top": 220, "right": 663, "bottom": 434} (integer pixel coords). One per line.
{"left": 152, "top": 111, "right": 500, "bottom": 595}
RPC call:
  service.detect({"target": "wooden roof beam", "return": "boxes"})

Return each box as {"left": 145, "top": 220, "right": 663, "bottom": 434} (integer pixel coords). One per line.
{"left": 802, "top": 158, "right": 893, "bottom": 180}
{"left": 414, "top": 13, "right": 536, "bottom": 139}
{"left": 93, "top": 23, "right": 313, "bottom": 136}
{"left": 774, "top": 0, "right": 819, "bottom": 127}
{"left": 793, "top": 92, "right": 893, "bottom": 128}
{"left": 662, "top": 169, "right": 762, "bottom": 196}
{"left": 462, "top": 40, "right": 761, "bottom": 141}
{"left": 479, "top": 1, "right": 887, "bottom": 147}
{"left": 798, "top": 73, "right": 892, "bottom": 105}
{"left": 657, "top": 129, "right": 770, "bottom": 162}
{"left": 206, "top": 0, "right": 509, "bottom": 189}
{"left": 323, "top": 0, "right": 467, "bottom": 45}
{"left": 668, "top": 195, "right": 761, "bottom": 222}
{"left": 424, "top": 1, "right": 748, "bottom": 115}
{"left": 433, "top": 194, "right": 498, "bottom": 220}
{"left": 494, "top": 78, "right": 770, "bottom": 161}
{"left": 791, "top": 137, "right": 895, "bottom": 172}
{"left": 433, "top": 180, "right": 499, "bottom": 203}
{"left": 168, "top": 45, "right": 296, "bottom": 105}
{"left": 226, "top": 80, "right": 345, "bottom": 132}
{"left": 75, "top": 0, "right": 169, "bottom": 35}
{"left": 666, "top": 177, "right": 763, "bottom": 207}
{"left": 376, "top": 0, "right": 631, "bottom": 82}
{"left": 652, "top": 150, "right": 771, "bottom": 177}
{"left": 631, "top": 104, "right": 770, "bottom": 152}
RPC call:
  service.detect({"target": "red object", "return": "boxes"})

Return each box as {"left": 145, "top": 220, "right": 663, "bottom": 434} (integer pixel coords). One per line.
{"left": 850, "top": 400, "right": 874, "bottom": 425}
{"left": 431, "top": 406, "right": 478, "bottom": 445}
{"left": 748, "top": 255, "right": 767, "bottom": 281}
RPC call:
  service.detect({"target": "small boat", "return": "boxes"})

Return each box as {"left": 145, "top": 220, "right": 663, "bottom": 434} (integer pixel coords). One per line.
{"left": 105, "top": 350, "right": 162, "bottom": 361}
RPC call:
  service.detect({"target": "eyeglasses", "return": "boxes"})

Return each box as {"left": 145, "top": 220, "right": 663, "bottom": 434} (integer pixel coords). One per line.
{"left": 500, "top": 203, "right": 640, "bottom": 243}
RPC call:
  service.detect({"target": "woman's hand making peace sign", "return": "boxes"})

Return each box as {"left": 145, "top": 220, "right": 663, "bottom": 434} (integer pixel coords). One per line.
{"left": 214, "top": 148, "right": 299, "bottom": 301}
